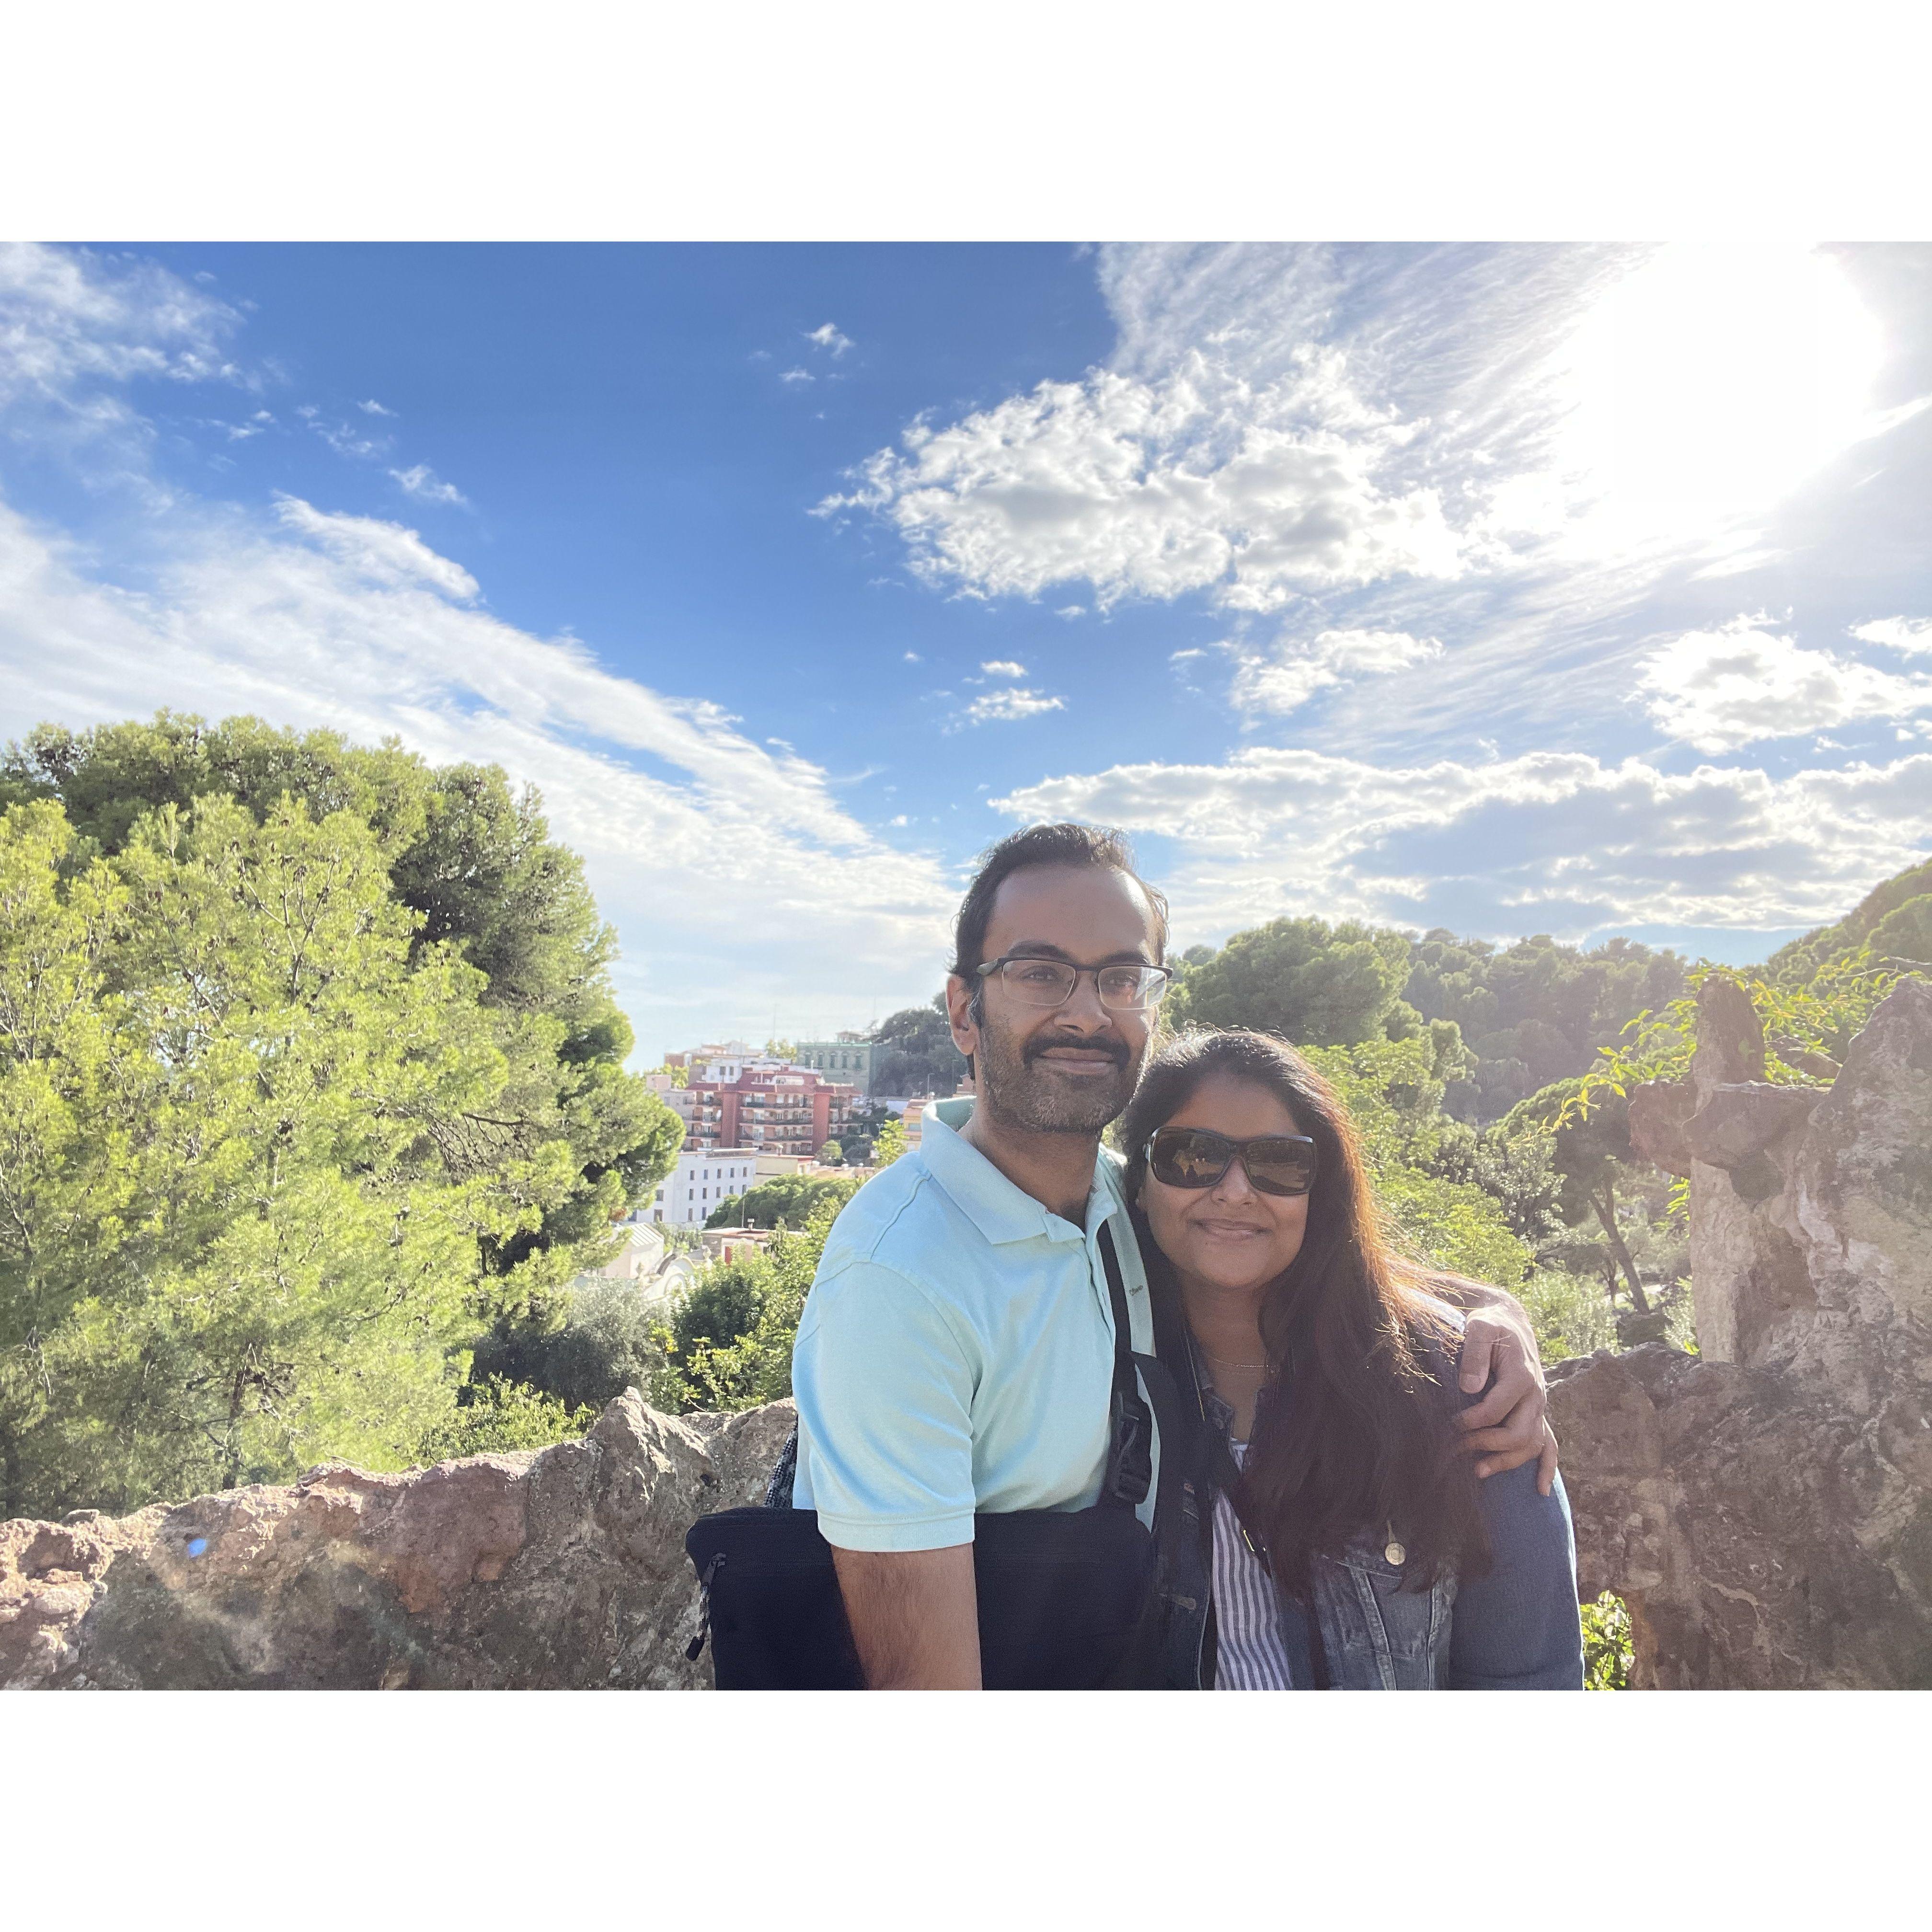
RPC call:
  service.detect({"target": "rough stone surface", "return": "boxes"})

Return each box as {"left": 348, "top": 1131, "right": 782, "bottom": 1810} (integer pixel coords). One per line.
{"left": 1550, "top": 978, "right": 1932, "bottom": 1687}
{"left": 0, "top": 1390, "right": 794, "bottom": 1690}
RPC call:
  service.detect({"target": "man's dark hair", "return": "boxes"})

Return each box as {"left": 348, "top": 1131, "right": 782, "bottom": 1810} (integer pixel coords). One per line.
{"left": 950, "top": 822, "right": 1169, "bottom": 984}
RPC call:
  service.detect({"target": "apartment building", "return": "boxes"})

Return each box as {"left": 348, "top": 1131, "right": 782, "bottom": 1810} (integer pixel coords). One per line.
{"left": 648, "top": 1148, "right": 761, "bottom": 1226}
{"left": 677, "top": 1063, "right": 855, "bottom": 1158}
{"left": 794, "top": 1032, "right": 876, "bottom": 1094}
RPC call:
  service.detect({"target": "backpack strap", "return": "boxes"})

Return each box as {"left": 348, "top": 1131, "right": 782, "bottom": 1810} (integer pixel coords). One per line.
{"left": 1097, "top": 1220, "right": 1154, "bottom": 1511}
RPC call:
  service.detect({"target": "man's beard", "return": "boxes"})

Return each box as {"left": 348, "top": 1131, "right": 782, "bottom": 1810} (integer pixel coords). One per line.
{"left": 973, "top": 1012, "right": 1144, "bottom": 1137}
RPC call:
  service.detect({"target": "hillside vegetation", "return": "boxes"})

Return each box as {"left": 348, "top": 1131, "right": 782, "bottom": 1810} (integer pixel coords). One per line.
{"left": 3, "top": 711, "right": 1919, "bottom": 1512}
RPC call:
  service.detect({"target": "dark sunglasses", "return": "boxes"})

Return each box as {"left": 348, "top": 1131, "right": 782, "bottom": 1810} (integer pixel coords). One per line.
{"left": 1143, "top": 1126, "right": 1318, "bottom": 1197}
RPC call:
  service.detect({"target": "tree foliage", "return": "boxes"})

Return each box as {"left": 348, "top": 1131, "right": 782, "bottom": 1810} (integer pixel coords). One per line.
{"left": 656, "top": 1196, "right": 848, "bottom": 1413}
{"left": 1169, "top": 916, "right": 1415, "bottom": 1046}
{"left": 709, "top": 1171, "right": 860, "bottom": 1231}
{"left": 1, "top": 713, "right": 682, "bottom": 1307}
{"left": 872, "top": 1116, "right": 908, "bottom": 1168}
{"left": 0, "top": 721, "right": 682, "bottom": 1517}
{"left": 869, "top": 995, "right": 965, "bottom": 1097}
{"left": 1763, "top": 858, "right": 1932, "bottom": 984}
{"left": 1294, "top": 1038, "right": 1535, "bottom": 1290}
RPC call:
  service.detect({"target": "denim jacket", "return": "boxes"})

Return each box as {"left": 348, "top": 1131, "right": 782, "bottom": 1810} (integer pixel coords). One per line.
{"left": 1155, "top": 1324, "right": 1584, "bottom": 1691}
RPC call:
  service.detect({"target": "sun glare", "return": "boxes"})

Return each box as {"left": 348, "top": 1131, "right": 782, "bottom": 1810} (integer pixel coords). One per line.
{"left": 1561, "top": 243, "right": 1885, "bottom": 539}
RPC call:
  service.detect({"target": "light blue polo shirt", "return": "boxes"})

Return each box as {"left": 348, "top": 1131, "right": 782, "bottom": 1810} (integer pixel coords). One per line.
{"left": 791, "top": 1097, "right": 1159, "bottom": 1553}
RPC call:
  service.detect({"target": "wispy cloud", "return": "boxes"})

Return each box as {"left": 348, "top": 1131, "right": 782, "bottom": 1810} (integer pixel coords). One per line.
{"left": 958, "top": 686, "right": 1065, "bottom": 727}
{"left": 1230, "top": 627, "right": 1442, "bottom": 716}
{"left": 780, "top": 367, "right": 813, "bottom": 385}
{"left": 806, "top": 322, "right": 853, "bottom": 357}
{"left": 390, "top": 463, "right": 468, "bottom": 506}
{"left": 312, "top": 417, "right": 388, "bottom": 460}
{"left": 0, "top": 243, "right": 957, "bottom": 1054}
{"left": 980, "top": 659, "right": 1026, "bottom": 678}
{"left": 358, "top": 398, "right": 396, "bottom": 416}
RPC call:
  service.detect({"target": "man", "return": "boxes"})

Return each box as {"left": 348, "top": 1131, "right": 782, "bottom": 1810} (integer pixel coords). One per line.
{"left": 791, "top": 823, "right": 1555, "bottom": 1690}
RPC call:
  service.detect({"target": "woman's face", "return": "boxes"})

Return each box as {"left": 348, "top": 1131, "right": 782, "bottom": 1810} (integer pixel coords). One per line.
{"left": 1136, "top": 1073, "right": 1311, "bottom": 1297}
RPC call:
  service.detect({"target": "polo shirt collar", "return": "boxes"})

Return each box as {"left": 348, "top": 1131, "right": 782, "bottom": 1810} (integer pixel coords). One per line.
{"left": 920, "top": 1097, "right": 1112, "bottom": 1246}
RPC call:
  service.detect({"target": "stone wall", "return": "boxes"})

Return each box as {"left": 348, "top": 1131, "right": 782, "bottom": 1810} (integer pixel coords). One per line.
{"left": 0, "top": 1391, "right": 792, "bottom": 1690}
{"left": 1546, "top": 977, "right": 1932, "bottom": 1687}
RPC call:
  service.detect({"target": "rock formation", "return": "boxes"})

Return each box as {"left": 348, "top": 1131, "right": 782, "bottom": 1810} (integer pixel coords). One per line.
{"left": 0, "top": 1389, "right": 793, "bottom": 1690}
{"left": 1548, "top": 976, "right": 1932, "bottom": 1687}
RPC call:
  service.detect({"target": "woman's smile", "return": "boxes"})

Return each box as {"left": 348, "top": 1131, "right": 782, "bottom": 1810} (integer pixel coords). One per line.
{"left": 1137, "top": 1071, "right": 1310, "bottom": 1297}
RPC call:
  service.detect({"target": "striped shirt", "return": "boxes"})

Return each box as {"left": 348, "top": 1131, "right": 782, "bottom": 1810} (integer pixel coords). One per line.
{"left": 1212, "top": 1438, "right": 1296, "bottom": 1690}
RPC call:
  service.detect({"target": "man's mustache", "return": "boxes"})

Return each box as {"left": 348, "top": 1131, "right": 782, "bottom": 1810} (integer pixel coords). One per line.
{"left": 1024, "top": 1033, "right": 1131, "bottom": 1069}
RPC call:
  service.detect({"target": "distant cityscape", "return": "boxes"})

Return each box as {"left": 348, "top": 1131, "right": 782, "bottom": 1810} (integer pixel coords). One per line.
{"left": 637, "top": 1033, "right": 972, "bottom": 1227}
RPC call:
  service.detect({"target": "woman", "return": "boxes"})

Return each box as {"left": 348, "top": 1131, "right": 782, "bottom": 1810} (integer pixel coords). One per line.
{"left": 1121, "top": 1028, "right": 1584, "bottom": 1690}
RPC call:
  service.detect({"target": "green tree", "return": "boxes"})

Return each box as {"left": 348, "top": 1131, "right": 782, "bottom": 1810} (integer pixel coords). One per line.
{"left": 870, "top": 995, "right": 965, "bottom": 1096}
{"left": 1296, "top": 1038, "right": 1534, "bottom": 1289}
{"left": 413, "top": 1377, "right": 600, "bottom": 1462}
{"left": 1, "top": 793, "right": 564, "bottom": 1515}
{"left": 658, "top": 1196, "right": 848, "bottom": 1412}
{"left": 720, "top": 1171, "right": 860, "bottom": 1231}
{"left": 1404, "top": 930, "right": 1689, "bottom": 1122}
{"left": 872, "top": 1116, "right": 908, "bottom": 1168}
{"left": 466, "top": 1277, "right": 671, "bottom": 1414}
{"left": 1504, "top": 1081, "right": 1651, "bottom": 1312}
{"left": 670, "top": 1260, "right": 767, "bottom": 1362}
{"left": 1169, "top": 917, "right": 1414, "bottom": 1046}
{"left": 1764, "top": 857, "right": 1932, "bottom": 985}
{"left": 1, "top": 715, "right": 684, "bottom": 1370}
{"left": 0, "top": 803, "right": 137, "bottom": 1515}
{"left": 819, "top": 1139, "right": 844, "bottom": 1166}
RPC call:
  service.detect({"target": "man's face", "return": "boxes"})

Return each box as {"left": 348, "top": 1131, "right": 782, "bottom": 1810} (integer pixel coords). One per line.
{"left": 945, "top": 863, "right": 1162, "bottom": 1138}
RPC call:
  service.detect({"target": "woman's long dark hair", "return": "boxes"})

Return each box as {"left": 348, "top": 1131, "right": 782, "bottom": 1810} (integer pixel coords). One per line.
{"left": 1120, "top": 1028, "right": 1487, "bottom": 1593}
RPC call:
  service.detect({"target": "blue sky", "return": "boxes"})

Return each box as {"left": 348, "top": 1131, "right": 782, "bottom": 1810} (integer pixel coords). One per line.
{"left": 4, "top": 241, "right": 1930, "bottom": 1060}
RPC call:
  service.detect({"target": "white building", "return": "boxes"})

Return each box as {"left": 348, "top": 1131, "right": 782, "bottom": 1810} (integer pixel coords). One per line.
{"left": 580, "top": 1219, "right": 667, "bottom": 1284}
{"left": 649, "top": 1147, "right": 761, "bottom": 1226}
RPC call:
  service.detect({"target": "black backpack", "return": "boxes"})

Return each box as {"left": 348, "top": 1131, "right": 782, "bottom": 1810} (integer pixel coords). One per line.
{"left": 683, "top": 1225, "right": 1187, "bottom": 1689}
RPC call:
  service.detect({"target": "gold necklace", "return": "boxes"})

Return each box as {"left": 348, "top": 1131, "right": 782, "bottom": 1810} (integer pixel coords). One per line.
{"left": 1198, "top": 1345, "right": 1269, "bottom": 1370}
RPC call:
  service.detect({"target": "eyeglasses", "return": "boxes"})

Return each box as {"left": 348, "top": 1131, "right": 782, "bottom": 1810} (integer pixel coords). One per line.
{"left": 1143, "top": 1126, "right": 1318, "bottom": 1197}
{"left": 976, "top": 954, "right": 1173, "bottom": 1013}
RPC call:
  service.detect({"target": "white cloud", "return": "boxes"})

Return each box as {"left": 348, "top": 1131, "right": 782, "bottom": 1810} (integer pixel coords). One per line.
{"left": 1853, "top": 616, "right": 1932, "bottom": 656}
{"left": 902, "top": 650, "right": 921, "bottom": 662}
{"left": 806, "top": 323, "right": 853, "bottom": 357}
{"left": 390, "top": 463, "right": 468, "bottom": 506}
{"left": 996, "top": 742, "right": 1932, "bottom": 942}
{"left": 958, "top": 687, "right": 1066, "bottom": 727}
{"left": 0, "top": 241, "right": 243, "bottom": 411}
{"left": 0, "top": 492, "right": 959, "bottom": 1045}
{"left": 817, "top": 240, "right": 1923, "bottom": 754}
{"left": 980, "top": 659, "right": 1026, "bottom": 678}
{"left": 780, "top": 367, "right": 813, "bottom": 385}
{"left": 358, "top": 398, "right": 396, "bottom": 416}
{"left": 822, "top": 352, "right": 1469, "bottom": 610}
{"left": 313, "top": 418, "right": 387, "bottom": 460}
{"left": 0, "top": 245, "right": 959, "bottom": 1057}
{"left": 1637, "top": 616, "right": 1932, "bottom": 751}
{"left": 1056, "top": 605, "right": 1086, "bottom": 620}
{"left": 1230, "top": 626, "right": 1442, "bottom": 715}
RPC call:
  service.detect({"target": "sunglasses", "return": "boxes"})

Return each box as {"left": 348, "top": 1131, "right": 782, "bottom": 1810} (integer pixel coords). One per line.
{"left": 1143, "top": 1126, "right": 1318, "bottom": 1197}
